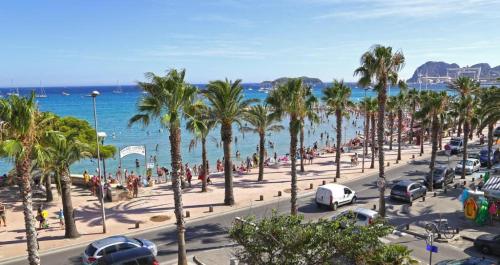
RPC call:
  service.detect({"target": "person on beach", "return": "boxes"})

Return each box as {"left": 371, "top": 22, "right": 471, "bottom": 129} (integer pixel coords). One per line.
{"left": 0, "top": 201, "right": 6, "bottom": 227}
{"left": 185, "top": 163, "right": 192, "bottom": 187}
{"left": 83, "top": 170, "right": 90, "bottom": 186}
{"left": 246, "top": 156, "right": 252, "bottom": 173}
{"left": 58, "top": 208, "right": 64, "bottom": 229}
{"left": 36, "top": 207, "right": 45, "bottom": 229}
{"left": 132, "top": 175, "right": 139, "bottom": 198}
{"left": 90, "top": 175, "right": 97, "bottom": 196}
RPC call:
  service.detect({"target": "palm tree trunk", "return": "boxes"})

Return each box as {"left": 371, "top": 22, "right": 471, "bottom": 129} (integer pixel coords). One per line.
{"left": 60, "top": 170, "right": 80, "bottom": 238}
{"left": 461, "top": 119, "right": 470, "bottom": 179}
{"left": 201, "top": 137, "right": 208, "bottom": 192}
{"left": 364, "top": 111, "right": 369, "bottom": 157}
{"left": 221, "top": 123, "right": 234, "bottom": 205}
{"left": 409, "top": 104, "right": 415, "bottom": 144}
{"left": 397, "top": 109, "right": 403, "bottom": 161}
{"left": 389, "top": 113, "right": 394, "bottom": 150}
{"left": 420, "top": 126, "right": 425, "bottom": 155}
{"left": 370, "top": 113, "right": 376, "bottom": 169}
{"left": 299, "top": 125, "right": 305, "bottom": 173}
{"left": 487, "top": 123, "right": 493, "bottom": 169}
{"left": 169, "top": 125, "right": 187, "bottom": 265}
{"left": 457, "top": 119, "right": 462, "bottom": 137}
{"left": 45, "top": 173, "right": 53, "bottom": 202}
{"left": 335, "top": 109, "right": 341, "bottom": 180}
{"left": 377, "top": 86, "right": 387, "bottom": 218}
{"left": 258, "top": 132, "right": 265, "bottom": 182}
{"left": 290, "top": 116, "right": 299, "bottom": 215}
{"left": 428, "top": 115, "right": 439, "bottom": 192}
{"left": 439, "top": 117, "right": 444, "bottom": 150}
{"left": 16, "top": 156, "right": 40, "bottom": 265}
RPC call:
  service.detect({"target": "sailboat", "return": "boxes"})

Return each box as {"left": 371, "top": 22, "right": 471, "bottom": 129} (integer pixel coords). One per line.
{"left": 35, "top": 82, "right": 47, "bottom": 98}
{"left": 62, "top": 91, "right": 70, "bottom": 96}
{"left": 113, "top": 81, "right": 123, "bottom": 94}
{"left": 7, "top": 87, "right": 19, "bottom": 96}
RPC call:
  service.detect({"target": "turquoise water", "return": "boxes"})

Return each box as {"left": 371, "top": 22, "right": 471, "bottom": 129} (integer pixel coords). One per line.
{"left": 0, "top": 83, "right": 447, "bottom": 176}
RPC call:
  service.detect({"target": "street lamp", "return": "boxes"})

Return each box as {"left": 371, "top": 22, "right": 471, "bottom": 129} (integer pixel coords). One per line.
{"left": 91, "top": 90, "right": 107, "bottom": 234}
{"left": 97, "top": 132, "right": 108, "bottom": 180}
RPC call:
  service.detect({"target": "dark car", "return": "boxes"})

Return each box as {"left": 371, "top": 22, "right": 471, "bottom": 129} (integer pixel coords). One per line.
{"left": 494, "top": 126, "right": 500, "bottom": 137}
{"left": 97, "top": 247, "right": 159, "bottom": 265}
{"left": 474, "top": 233, "right": 500, "bottom": 256}
{"left": 390, "top": 180, "right": 427, "bottom": 202}
{"left": 436, "top": 257, "right": 498, "bottom": 265}
{"left": 479, "top": 148, "right": 496, "bottom": 166}
{"left": 424, "top": 167, "right": 455, "bottom": 188}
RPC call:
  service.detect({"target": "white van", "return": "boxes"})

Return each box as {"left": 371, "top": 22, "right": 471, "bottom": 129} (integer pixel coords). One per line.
{"left": 315, "top": 183, "right": 357, "bottom": 211}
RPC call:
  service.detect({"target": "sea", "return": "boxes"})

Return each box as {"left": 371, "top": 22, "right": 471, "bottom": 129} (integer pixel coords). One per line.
{"left": 0, "top": 83, "right": 448, "bottom": 176}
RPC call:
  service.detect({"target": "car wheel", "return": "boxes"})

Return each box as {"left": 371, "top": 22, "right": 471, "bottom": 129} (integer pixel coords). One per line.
{"left": 409, "top": 195, "right": 413, "bottom": 202}
{"left": 331, "top": 202, "right": 338, "bottom": 211}
{"left": 481, "top": 245, "right": 491, "bottom": 255}
{"left": 351, "top": 196, "right": 357, "bottom": 204}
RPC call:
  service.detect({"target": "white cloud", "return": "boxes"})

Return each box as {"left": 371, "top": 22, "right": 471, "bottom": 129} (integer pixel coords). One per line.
{"left": 314, "top": 0, "right": 500, "bottom": 20}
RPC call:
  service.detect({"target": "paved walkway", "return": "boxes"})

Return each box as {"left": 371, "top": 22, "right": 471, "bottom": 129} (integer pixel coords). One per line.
{"left": 0, "top": 134, "right": 462, "bottom": 259}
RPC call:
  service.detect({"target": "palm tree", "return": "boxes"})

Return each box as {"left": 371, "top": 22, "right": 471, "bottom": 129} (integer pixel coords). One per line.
{"left": 417, "top": 91, "right": 448, "bottom": 192}
{"left": 322, "top": 80, "right": 354, "bottom": 180}
{"left": 0, "top": 94, "right": 45, "bottom": 265}
{"left": 354, "top": 45, "right": 405, "bottom": 217}
{"left": 186, "top": 101, "right": 216, "bottom": 192}
{"left": 203, "top": 79, "right": 256, "bottom": 205}
{"left": 129, "top": 69, "right": 197, "bottom": 265}
{"left": 358, "top": 97, "right": 371, "bottom": 172}
{"left": 298, "top": 87, "right": 318, "bottom": 173}
{"left": 241, "top": 105, "right": 284, "bottom": 181}
{"left": 449, "top": 77, "right": 480, "bottom": 179}
{"left": 407, "top": 88, "right": 419, "bottom": 144}
{"left": 365, "top": 97, "right": 378, "bottom": 169}
{"left": 477, "top": 87, "right": 500, "bottom": 169}
{"left": 386, "top": 96, "right": 397, "bottom": 151}
{"left": 395, "top": 82, "right": 408, "bottom": 162}
{"left": 267, "top": 78, "right": 314, "bottom": 215}
{"left": 45, "top": 133, "right": 91, "bottom": 238}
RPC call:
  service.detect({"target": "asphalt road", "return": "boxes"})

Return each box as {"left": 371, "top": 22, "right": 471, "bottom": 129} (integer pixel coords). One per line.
{"left": 3, "top": 143, "right": 495, "bottom": 265}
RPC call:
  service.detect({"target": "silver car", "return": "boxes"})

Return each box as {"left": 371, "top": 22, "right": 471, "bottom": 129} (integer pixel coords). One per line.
{"left": 82, "top": 235, "right": 158, "bottom": 265}
{"left": 332, "top": 207, "right": 380, "bottom": 227}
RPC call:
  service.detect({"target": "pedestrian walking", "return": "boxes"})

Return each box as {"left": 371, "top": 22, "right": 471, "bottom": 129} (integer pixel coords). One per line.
{"left": 133, "top": 175, "right": 139, "bottom": 198}
{"left": 58, "top": 208, "right": 64, "bottom": 229}
{"left": 0, "top": 201, "right": 6, "bottom": 227}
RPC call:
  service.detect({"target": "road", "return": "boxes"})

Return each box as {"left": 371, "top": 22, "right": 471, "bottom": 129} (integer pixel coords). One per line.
{"left": 2, "top": 144, "right": 494, "bottom": 264}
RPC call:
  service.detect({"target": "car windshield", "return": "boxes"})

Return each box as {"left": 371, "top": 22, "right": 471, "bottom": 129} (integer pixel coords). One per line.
{"left": 450, "top": 140, "right": 461, "bottom": 145}
{"left": 479, "top": 149, "right": 489, "bottom": 155}
{"left": 85, "top": 244, "right": 97, "bottom": 256}
{"left": 392, "top": 185, "right": 407, "bottom": 191}
{"left": 433, "top": 168, "right": 444, "bottom": 175}
{"left": 465, "top": 161, "right": 473, "bottom": 166}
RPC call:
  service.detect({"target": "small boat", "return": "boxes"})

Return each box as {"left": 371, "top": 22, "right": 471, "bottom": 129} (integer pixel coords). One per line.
{"left": 248, "top": 88, "right": 253, "bottom": 91}
{"left": 7, "top": 87, "right": 20, "bottom": 96}
{"left": 113, "top": 82, "right": 123, "bottom": 94}
{"left": 62, "top": 92, "right": 70, "bottom": 96}
{"left": 35, "top": 83, "right": 47, "bottom": 98}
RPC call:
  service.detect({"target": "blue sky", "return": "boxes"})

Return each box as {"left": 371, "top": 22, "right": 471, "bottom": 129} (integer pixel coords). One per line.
{"left": 1, "top": 0, "right": 499, "bottom": 86}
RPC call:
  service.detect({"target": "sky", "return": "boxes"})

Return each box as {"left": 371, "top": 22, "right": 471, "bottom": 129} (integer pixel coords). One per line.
{"left": 1, "top": 0, "right": 500, "bottom": 87}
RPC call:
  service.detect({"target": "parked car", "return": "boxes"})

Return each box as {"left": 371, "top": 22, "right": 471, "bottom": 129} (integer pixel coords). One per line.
{"left": 449, "top": 137, "right": 464, "bottom": 154}
{"left": 390, "top": 180, "right": 427, "bottom": 202}
{"left": 479, "top": 148, "right": 496, "bottom": 166}
{"left": 424, "top": 167, "right": 455, "bottom": 188}
{"left": 331, "top": 207, "right": 379, "bottom": 227}
{"left": 468, "top": 152, "right": 481, "bottom": 160}
{"left": 474, "top": 233, "right": 500, "bottom": 256}
{"left": 315, "top": 183, "right": 356, "bottom": 211}
{"left": 455, "top": 158, "right": 481, "bottom": 175}
{"left": 97, "top": 247, "right": 159, "bottom": 265}
{"left": 82, "top": 236, "right": 158, "bottom": 265}
{"left": 436, "top": 257, "right": 498, "bottom": 265}
{"left": 494, "top": 126, "right": 500, "bottom": 137}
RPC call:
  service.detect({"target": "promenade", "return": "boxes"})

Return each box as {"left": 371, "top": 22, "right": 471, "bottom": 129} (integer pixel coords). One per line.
{"left": 0, "top": 137, "right": 440, "bottom": 260}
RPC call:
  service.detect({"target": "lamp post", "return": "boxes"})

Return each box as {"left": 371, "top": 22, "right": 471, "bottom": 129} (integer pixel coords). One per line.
{"left": 98, "top": 132, "right": 108, "bottom": 180}
{"left": 91, "top": 90, "right": 107, "bottom": 234}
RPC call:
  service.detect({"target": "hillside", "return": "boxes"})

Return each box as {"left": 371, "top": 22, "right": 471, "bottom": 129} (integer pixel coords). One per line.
{"left": 260, "top": 76, "right": 323, "bottom": 87}
{"left": 408, "top": 61, "right": 500, "bottom": 83}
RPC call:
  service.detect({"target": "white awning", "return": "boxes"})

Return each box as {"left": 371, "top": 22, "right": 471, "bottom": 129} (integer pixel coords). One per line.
{"left": 483, "top": 176, "right": 500, "bottom": 199}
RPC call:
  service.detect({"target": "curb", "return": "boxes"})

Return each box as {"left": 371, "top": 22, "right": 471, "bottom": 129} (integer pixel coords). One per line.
{"left": 192, "top": 256, "right": 206, "bottom": 265}
{"left": 460, "top": 234, "right": 476, "bottom": 242}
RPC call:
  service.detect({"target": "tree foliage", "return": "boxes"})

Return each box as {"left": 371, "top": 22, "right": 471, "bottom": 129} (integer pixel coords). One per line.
{"left": 230, "top": 213, "right": 416, "bottom": 265}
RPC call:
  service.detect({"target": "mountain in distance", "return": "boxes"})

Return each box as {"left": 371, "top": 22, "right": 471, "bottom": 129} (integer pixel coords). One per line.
{"left": 408, "top": 61, "right": 500, "bottom": 83}
{"left": 260, "top": 76, "right": 323, "bottom": 87}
